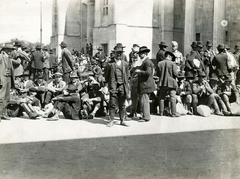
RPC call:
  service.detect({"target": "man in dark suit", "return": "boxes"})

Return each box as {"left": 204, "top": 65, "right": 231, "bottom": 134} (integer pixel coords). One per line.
{"left": 31, "top": 45, "right": 44, "bottom": 78}
{"left": 104, "top": 45, "right": 130, "bottom": 127}
{"left": 135, "top": 46, "right": 155, "bottom": 121}
{"left": 59, "top": 41, "right": 74, "bottom": 84}
{"left": 157, "top": 51, "right": 179, "bottom": 117}
{"left": 156, "top": 41, "right": 168, "bottom": 64}
{"left": 93, "top": 47, "right": 107, "bottom": 69}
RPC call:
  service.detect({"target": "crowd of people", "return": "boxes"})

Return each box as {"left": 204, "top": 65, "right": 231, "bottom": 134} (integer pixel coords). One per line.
{"left": 0, "top": 39, "right": 240, "bottom": 127}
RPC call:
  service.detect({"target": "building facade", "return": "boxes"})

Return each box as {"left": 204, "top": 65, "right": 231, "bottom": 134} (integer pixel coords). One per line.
{"left": 51, "top": 0, "right": 240, "bottom": 58}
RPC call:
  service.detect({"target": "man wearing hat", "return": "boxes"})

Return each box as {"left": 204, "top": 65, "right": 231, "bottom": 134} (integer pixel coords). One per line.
{"left": 157, "top": 51, "right": 179, "bottom": 117}
{"left": 42, "top": 46, "right": 50, "bottom": 81}
{"left": 204, "top": 40, "right": 216, "bottom": 78}
{"left": 192, "top": 71, "right": 222, "bottom": 115}
{"left": 172, "top": 41, "right": 184, "bottom": 72}
{"left": 104, "top": 45, "right": 130, "bottom": 127}
{"left": 218, "top": 74, "right": 240, "bottom": 115}
{"left": 0, "top": 47, "right": 15, "bottom": 121}
{"left": 129, "top": 44, "right": 140, "bottom": 69}
{"left": 48, "top": 84, "right": 81, "bottom": 121}
{"left": 176, "top": 71, "right": 193, "bottom": 115}
{"left": 135, "top": 46, "right": 155, "bottom": 121}
{"left": 59, "top": 41, "right": 74, "bottom": 84}
{"left": 212, "top": 44, "right": 230, "bottom": 80}
{"left": 114, "top": 43, "right": 128, "bottom": 63}
{"left": 93, "top": 47, "right": 107, "bottom": 69}
{"left": 31, "top": 44, "right": 44, "bottom": 78}
{"left": 156, "top": 41, "right": 168, "bottom": 63}
{"left": 48, "top": 48, "right": 58, "bottom": 75}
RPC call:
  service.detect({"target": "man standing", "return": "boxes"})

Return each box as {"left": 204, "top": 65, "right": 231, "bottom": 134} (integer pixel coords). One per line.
{"left": 93, "top": 47, "right": 107, "bottom": 69}
{"left": 157, "top": 51, "right": 179, "bottom": 117}
{"left": 135, "top": 46, "right": 155, "bottom": 121}
{"left": 104, "top": 45, "right": 130, "bottom": 127}
{"left": 48, "top": 48, "right": 58, "bottom": 75}
{"left": 156, "top": 41, "right": 168, "bottom": 64}
{"left": 42, "top": 46, "right": 50, "bottom": 81}
{"left": 204, "top": 40, "right": 216, "bottom": 77}
{"left": 0, "top": 47, "right": 15, "bottom": 121}
{"left": 172, "top": 41, "right": 184, "bottom": 72}
{"left": 31, "top": 45, "right": 44, "bottom": 78}
{"left": 59, "top": 41, "right": 74, "bottom": 84}
{"left": 129, "top": 44, "right": 140, "bottom": 69}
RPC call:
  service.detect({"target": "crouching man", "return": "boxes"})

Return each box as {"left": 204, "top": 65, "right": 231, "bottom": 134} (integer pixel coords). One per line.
{"left": 47, "top": 84, "right": 81, "bottom": 121}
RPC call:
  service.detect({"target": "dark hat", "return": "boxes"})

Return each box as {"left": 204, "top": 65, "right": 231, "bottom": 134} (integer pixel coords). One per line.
{"left": 198, "top": 71, "right": 206, "bottom": 77}
{"left": 67, "top": 84, "right": 77, "bottom": 91}
{"left": 14, "top": 41, "right": 22, "bottom": 47}
{"left": 185, "top": 71, "right": 194, "bottom": 78}
{"left": 224, "top": 74, "right": 233, "bottom": 82}
{"left": 114, "top": 46, "right": 124, "bottom": 52}
{"left": 165, "top": 51, "right": 176, "bottom": 61}
{"left": 191, "top": 41, "right": 197, "bottom": 47}
{"left": 36, "top": 45, "right": 41, "bottom": 50}
{"left": 59, "top": 41, "right": 67, "bottom": 47}
{"left": 197, "top": 41, "right": 204, "bottom": 48}
{"left": 132, "top": 44, "right": 139, "bottom": 48}
{"left": 30, "top": 48, "right": 35, "bottom": 52}
{"left": 70, "top": 71, "right": 78, "bottom": 78}
{"left": 49, "top": 48, "right": 54, "bottom": 53}
{"left": 21, "top": 45, "right": 27, "bottom": 50}
{"left": 42, "top": 46, "right": 48, "bottom": 51}
{"left": 235, "top": 45, "right": 240, "bottom": 50}
{"left": 1, "top": 44, "right": 15, "bottom": 50}
{"left": 116, "top": 43, "right": 126, "bottom": 48}
{"left": 159, "top": 41, "right": 168, "bottom": 47}
{"left": 224, "top": 44, "right": 230, "bottom": 50}
{"left": 217, "top": 44, "right": 225, "bottom": 50}
{"left": 177, "top": 71, "right": 185, "bottom": 79}
{"left": 206, "top": 40, "right": 213, "bottom": 47}
{"left": 97, "top": 47, "right": 103, "bottom": 51}
{"left": 209, "top": 73, "right": 219, "bottom": 81}
{"left": 137, "top": 46, "right": 150, "bottom": 54}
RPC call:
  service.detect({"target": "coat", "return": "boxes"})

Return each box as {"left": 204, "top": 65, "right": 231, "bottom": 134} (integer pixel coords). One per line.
{"left": 137, "top": 57, "right": 156, "bottom": 94}
{"left": 61, "top": 48, "right": 74, "bottom": 74}
{"left": 212, "top": 52, "right": 230, "bottom": 77}
{"left": 31, "top": 50, "right": 44, "bottom": 70}
{"left": 157, "top": 59, "right": 178, "bottom": 89}
{"left": 104, "top": 60, "right": 129, "bottom": 95}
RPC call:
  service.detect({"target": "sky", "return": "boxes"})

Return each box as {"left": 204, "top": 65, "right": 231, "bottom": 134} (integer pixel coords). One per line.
{"left": 0, "top": 0, "right": 52, "bottom": 45}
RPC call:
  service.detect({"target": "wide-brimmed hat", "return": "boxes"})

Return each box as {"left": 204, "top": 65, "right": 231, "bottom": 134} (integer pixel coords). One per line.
{"left": 217, "top": 44, "right": 225, "bottom": 50}
{"left": 97, "top": 47, "right": 103, "bottom": 51}
{"left": 67, "top": 84, "right": 77, "bottom": 91}
{"left": 198, "top": 71, "right": 206, "bottom": 77}
{"left": 159, "top": 41, "right": 168, "bottom": 47}
{"left": 165, "top": 51, "right": 176, "bottom": 61}
{"left": 197, "top": 41, "right": 204, "bottom": 48}
{"left": 224, "top": 75, "right": 233, "bottom": 82}
{"left": 36, "top": 45, "right": 41, "bottom": 50}
{"left": 70, "top": 71, "right": 78, "bottom": 78}
{"left": 209, "top": 73, "right": 219, "bottom": 81}
{"left": 59, "top": 41, "right": 67, "bottom": 47}
{"left": 191, "top": 41, "right": 198, "bottom": 48}
{"left": 42, "top": 46, "right": 48, "bottom": 51}
{"left": 206, "top": 40, "right": 213, "bottom": 47}
{"left": 14, "top": 41, "right": 22, "bottom": 47}
{"left": 177, "top": 71, "right": 185, "bottom": 79}
{"left": 137, "top": 46, "right": 150, "bottom": 54}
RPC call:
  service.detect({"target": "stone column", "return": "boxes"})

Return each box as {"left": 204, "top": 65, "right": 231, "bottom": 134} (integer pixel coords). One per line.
{"left": 86, "top": 2, "right": 94, "bottom": 44}
{"left": 183, "top": 0, "right": 196, "bottom": 56}
{"left": 213, "top": 0, "right": 226, "bottom": 49}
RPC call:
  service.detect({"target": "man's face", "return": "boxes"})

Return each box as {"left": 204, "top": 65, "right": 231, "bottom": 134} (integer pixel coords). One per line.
{"left": 166, "top": 54, "right": 172, "bottom": 61}
{"left": 139, "top": 52, "right": 145, "bottom": 59}
{"left": 71, "top": 77, "right": 79, "bottom": 83}
{"left": 198, "top": 46, "right": 203, "bottom": 52}
{"left": 207, "top": 46, "right": 212, "bottom": 50}
{"left": 54, "top": 76, "right": 61, "bottom": 83}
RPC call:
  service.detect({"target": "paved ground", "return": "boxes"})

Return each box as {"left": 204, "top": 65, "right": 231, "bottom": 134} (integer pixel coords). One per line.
{"left": 0, "top": 115, "right": 240, "bottom": 178}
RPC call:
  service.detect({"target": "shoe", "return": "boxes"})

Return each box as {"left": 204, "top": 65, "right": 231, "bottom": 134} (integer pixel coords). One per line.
{"left": 159, "top": 113, "right": 164, "bottom": 116}
{"left": 138, "top": 119, "right": 149, "bottom": 122}
{"left": 106, "top": 121, "right": 114, "bottom": 127}
{"left": 187, "top": 111, "right": 193, "bottom": 115}
{"left": 120, "top": 121, "right": 129, "bottom": 127}
{"left": 1, "top": 114, "right": 10, "bottom": 120}
{"left": 215, "top": 111, "right": 223, "bottom": 116}
{"left": 47, "top": 115, "right": 59, "bottom": 121}
{"left": 87, "top": 114, "right": 94, "bottom": 119}
{"left": 170, "top": 113, "right": 180, "bottom": 117}
{"left": 223, "top": 111, "right": 231, "bottom": 116}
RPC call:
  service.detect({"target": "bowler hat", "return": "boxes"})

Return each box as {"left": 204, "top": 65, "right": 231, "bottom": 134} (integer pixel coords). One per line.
{"left": 191, "top": 41, "right": 197, "bottom": 47}
{"left": 198, "top": 71, "right": 206, "bottom": 77}
{"left": 209, "top": 73, "right": 219, "bottom": 81}
{"left": 159, "top": 41, "right": 168, "bottom": 47}
{"left": 59, "top": 41, "right": 67, "bottom": 47}
{"left": 177, "top": 71, "right": 185, "bottom": 79}
{"left": 36, "top": 45, "right": 41, "bottom": 50}
{"left": 67, "top": 84, "right": 77, "bottom": 91}
{"left": 42, "top": 46, "right": 48, "bottom": 51}
{"left": 14, "top": 41, "right": 21, "bottom": 47}
{"left": 217, "top": 44, "right": 225, "bottom": 50}
{"left": 70, "top": 71, "right": 78, "bottom": 78}
{"left": 206, "top": 40, "right": 213, "bottom": 47}
{"left": 137, "top": 46, "right": 150, "bottom": 54}
{"left": 224, "top": 75, "right": 233, "bottom": 82}
{"left": 97, "top": 47, "right": 103, "bottom": 51}
{"left": 165, "top": 51, "right": 176, "bottom": 61}
{"left": 197, "top": 41, "right": 204, "bottom": 48}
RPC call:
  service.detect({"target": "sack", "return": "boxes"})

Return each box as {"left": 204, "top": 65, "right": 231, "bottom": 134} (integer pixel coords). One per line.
{"left": 176, "top": 102, "right": 187, "bottom": 115}
{"left": 227, "top": 51, "right": 238, "bottom": 70}
{"left": 197, "top": 105, "right": 211, "bottom": 117}
{"left": 230, "top": 102, "right": 240, "bottom": 115}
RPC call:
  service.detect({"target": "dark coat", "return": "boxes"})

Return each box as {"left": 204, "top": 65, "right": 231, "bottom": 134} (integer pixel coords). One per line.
{"left": 156, "top": 49, "right": 166, "bottom": 63}
{"left": 157, "top": 59, "right": 178, "bottom": 89}
{"left": 137, "top": 57, "right": 156, "bottom": 94}
{"left": 49, "top": 54, "right": 58, "bottom": 69}
{"left": 212, "top": 52, "right": 230, "bottom": 77}
{"left": 31, "top": 50, "right": 44, "bottom": 70}
{"left": 61, "top": 48, "right": 74, "bottom": 74}
{"left": 176, "top": 81, "right": 192, "bottom": 95}
{"left": 104, "top": 60, "right": 129, "bottom": 95}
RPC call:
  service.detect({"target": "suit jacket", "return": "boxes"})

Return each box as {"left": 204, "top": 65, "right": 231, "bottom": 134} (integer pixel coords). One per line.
{"left": 137, "top": 57, "right": 156, "bottom": 94}
{"left": 104, "top": 60, "right": 129, "bottom": 95}
{"left": 156, "top": 49, "right": 166, "bottom": 63}
{"left": 176, "top": 81, "right": 192, "bottom": 95}
{"left": 212, "top": 52, "right": 230, "bottom": 77}
{"left": 157, "top": 59, "right": 178, "bottom": 89}
{"left": 61, "top": 48, "right": 74, "bottom": 74}
{"left": 31, "top": 51, "right": 44, "bottom": 70}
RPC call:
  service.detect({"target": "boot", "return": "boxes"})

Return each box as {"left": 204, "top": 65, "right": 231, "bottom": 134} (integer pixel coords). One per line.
{"left": 107, "top": 109, "right": 115, "bottom": 127}
{"left": 1, "top": 107, "right": 10, "bottom": 120}
{"left": 212, "top": 100, "right": 222, "bottom": 116}
{"left": 20, "top": 103, "right": 38, "bottom": 119}
{"left": 219, "top": 100, "right": 231, "bottom": 116}
{"left": 159, "top": 100, "right": 165, "bottom": 116}
{"left": 192, "top": 102, "right": 198, "bottom": 115}
{"left": 170, "top": 101, "right": 180, "bottom": 117}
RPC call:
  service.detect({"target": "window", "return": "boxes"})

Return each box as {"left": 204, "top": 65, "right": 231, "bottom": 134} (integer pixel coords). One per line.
{"left": 103, "top": 0, "right": 108, "bottom": 16}
{"left": 196, "top": 33, "right": 200, "bottom": 41}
